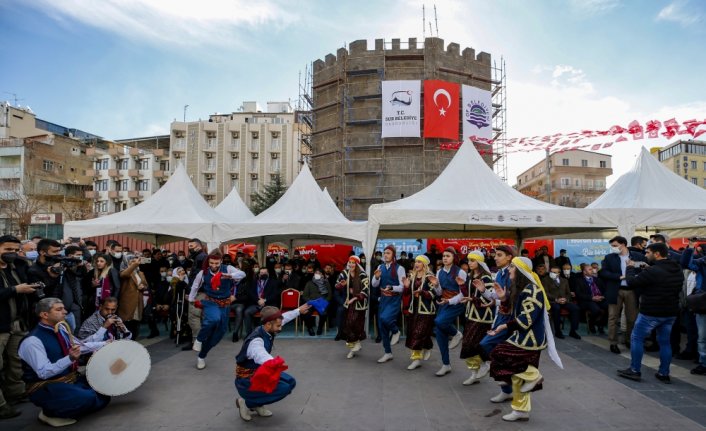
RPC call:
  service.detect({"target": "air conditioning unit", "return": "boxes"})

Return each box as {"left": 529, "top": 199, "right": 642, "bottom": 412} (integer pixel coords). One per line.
{"left": 231, "top": 174, "right": 239, "bottom": 180}
{"left": 174, "top": 153, "right": 181, "bottom": 159}
{"left": 251, "top": 173, "right": 258, "bottom": 179}
{"left": 131, "top": 177, "right": 138, "bottom": 181}
{"left": 252, "top": 132, "right": 259, "bottom": 139}
{"left": 271, "top": 153, "right": 279, "bottom": 159}
{"left": 154, "top": 156, "right": 160, "bottom": 162}
{"left": 113, "top": 156, "right": 120, "bottom": 161}
{"left": 133, "top": 156, "right": 140, "bottom": 161}
{"left": 205, "top": 174, "right": 214, "bottom": 180}
{"left": 206, "top": 153, "right": 214, "bottom": 159}
{"left": 252, "top": 153, "right": 259, "bottom": 159}
{"left": 231, "top": 152, "right": 239, "bottom": 159}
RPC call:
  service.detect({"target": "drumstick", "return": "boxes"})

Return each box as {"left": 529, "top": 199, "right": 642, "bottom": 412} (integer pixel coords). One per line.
{"left": 54, "top": 321, "right": 99, "bottom": 352}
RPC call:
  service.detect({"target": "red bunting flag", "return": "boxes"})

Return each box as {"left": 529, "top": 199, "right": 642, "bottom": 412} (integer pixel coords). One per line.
{"left": 627, "top": 120, "right": 644, "bottom": 140}
{"left": 424, "top": 80, "right": 460, "bottom": 140}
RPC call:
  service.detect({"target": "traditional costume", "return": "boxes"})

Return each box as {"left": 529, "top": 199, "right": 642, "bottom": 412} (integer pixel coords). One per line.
{"left": 18, "top": 322, "right": 110, "bottom": 426}
{"left": 489, "top": 257, "right": 562, "bottom": 422}
{"left": 372, "top": 245, "right": 406, "bottom": 363}
{"left": 459, "top": 251, "right": 495, "bottom": 385}
{"left": 432, "top": 247, "right": 468, "bottom": 376}
{"left": 189, "top": 257, "right": 246, "bottom": 369}
{"left": 335, "top": 256, "right": 369, "bottom": 359}
{"left": 235, "top": 307, "right": 301, "bottom": 421}
{"left": 404, "top": 255, "right": 437, "bottom": 370}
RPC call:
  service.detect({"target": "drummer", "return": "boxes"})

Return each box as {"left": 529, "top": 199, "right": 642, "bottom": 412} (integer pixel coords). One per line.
{"left": 18, "top": 298, "right": 110, "bottom": 427}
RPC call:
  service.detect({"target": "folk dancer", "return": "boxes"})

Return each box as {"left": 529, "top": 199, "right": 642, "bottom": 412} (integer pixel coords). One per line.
{"left": 459, "top": 251, "right": 495, "bottom": 385}
{"left": 487, "top": 257, "right": 562, "bottom": 422}
{"left": 476, "top": 245, "right": 516, "bottom": 398}
{"left": 189, "top": 253, "right": 246, "bottom": 370}
{"left": 18, "top": 298, "right": 110, "bottom": 427}
{"left": 429, "top": 247, "right": 468, "bottom": 376}
{"left": 335, "top": 256, "right": 370, "bottom": 359}
{"left": 403, "top": 255, "right": 437, "bottom": 370}
{"left": 371, "top": 245, "right": 406, "bottom": 363}
{"left": 235, "top": 304, "right": 310, "bottom": 422}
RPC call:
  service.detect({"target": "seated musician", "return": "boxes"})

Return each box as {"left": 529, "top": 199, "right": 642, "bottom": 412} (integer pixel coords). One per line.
{"left": 18, "top": 298, "right": 110, "bottom": 427}
{"left": 78, "top": 297, "right": 132, "bottom": 341}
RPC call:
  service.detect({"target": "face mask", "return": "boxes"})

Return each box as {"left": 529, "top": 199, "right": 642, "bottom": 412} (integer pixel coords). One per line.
{"left": 360, "top": 259, "right": 366, "bottom": 264}
{"left": 112, "top": 252, "right": 123, "bottom": 259}
{"left": 1, "top": 252, "right": 18, "bottom": 264}
{"left": 285, "top": 269, "right": 292, "bottom": 274}
{"left": 178, "top": 256, "right": 185, "bottom": 262}
{"left": 563, "top": 269, "right": 571, "bottom": 276}
{"left": 26, "top": 250, "right": 39, "bottom": 260}
{"left": 549, "top": 272, "right": 558, "bottom": 280}
{"left": 88, "top": 249, "right": 96, "bottom": 256}
{"left": 610, "top": 246, "right": 620, "bottom": 254}
{"left": 166, "top": 276, "right": 173, "bottom": 282}
{"left": 259, "top": 274, "right": 268, "bottom": 280}
{"left": 314, "top": 274, "right": 322, "bottom": 280}
{"left": 274, "top": 268, "right": 282, "bottom": 274}
{"left": 160, "top": 271, "right": 168, "bottom": 277}
{"left": 253, "top": 267, "right": 260, "bottom": 273}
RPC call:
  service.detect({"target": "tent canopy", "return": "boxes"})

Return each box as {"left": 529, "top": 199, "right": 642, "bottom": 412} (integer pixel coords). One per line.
{"left": 366, "top": 143, "right": 611, "bottom": 259}
{"left": 215, "top": 187, "right": 254, "bottom": 221}
{"left": 587, "top": 147, "right": 706, "bottom": 237}
{"left": 217, "top": 164, "right": 367, "bottom": 251}
{"left": 65, "top": 164, "right": 228, "bottom": 246}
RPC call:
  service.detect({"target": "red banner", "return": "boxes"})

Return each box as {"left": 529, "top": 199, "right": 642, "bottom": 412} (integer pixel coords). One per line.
{"left": 424, "top": 80, "right": 460, "bottom": 140}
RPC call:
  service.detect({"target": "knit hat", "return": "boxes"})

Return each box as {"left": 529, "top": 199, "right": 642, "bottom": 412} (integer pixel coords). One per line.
{"left": 443, "top": 246, "right": 457, "bottom": 255}
{"left": 495, "top": 245, "right": 515, "bottom": 256}
{"left": 384, "top": 244, "right": 396, "bottom": 254}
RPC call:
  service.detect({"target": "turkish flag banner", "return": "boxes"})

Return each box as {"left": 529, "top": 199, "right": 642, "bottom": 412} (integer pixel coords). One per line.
{"left": 424, "top": 80, "right": 460, "bottom": 140}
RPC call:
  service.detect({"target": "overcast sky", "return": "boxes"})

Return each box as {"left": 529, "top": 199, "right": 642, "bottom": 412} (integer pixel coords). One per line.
{"left": 1, "top": 0, "right": 705, "bottom": 185}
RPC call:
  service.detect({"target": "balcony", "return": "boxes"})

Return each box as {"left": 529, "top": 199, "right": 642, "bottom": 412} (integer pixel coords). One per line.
{"left": 128, "top": 190, "right": 140, "bottom": 198}
{"left": 199, "top": 186, "right": 216, "bottom": 195}
{"left": 127, "top": 169, "right": 139, "bottom": 177}
{"left": 108, "top": 191, "right": 118, "bottom": 199}
{"left": 85, "top": 169, "right": 97, "bottom": 177}
{"left": 203, "top": 162, "right": 217, "bottom": 172}
{"left": 0, "top": 167, "right": 22, "bottom": 178}
{"left": 108, "top": 169, "right": 119, "bottom": 177}
{"left": 153, "top": 149, "right": 165, "bottom": 157}
{"left": 85, "top": 191, "right": 97, "bottom": 199}
{"left": 153, "top": 170, "right": 166, "bottom": 178}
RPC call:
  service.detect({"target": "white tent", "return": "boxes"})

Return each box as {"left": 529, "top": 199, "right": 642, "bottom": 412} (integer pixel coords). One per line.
{"left": 65, "top": 164, "right": 228, "bottom": 247}
{"left": 217, "top": 164, "right": 368, "bottom": 261}
{"left": 587, "top": 146, "right": 706, "bottom": 237}
{"left": 215, "top": 187, "right": 254, "bottom": 221}
{"left": 365, "top": 142, "right": 611, "bottom": 260}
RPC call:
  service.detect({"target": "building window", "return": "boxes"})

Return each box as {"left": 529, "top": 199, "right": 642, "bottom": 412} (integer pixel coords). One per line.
{"left": 96, "top": 180, "right": 108, "bottom": 191}
{"left": 599, "top": 160, "right": 607, "bottom": 168}
{"left": 703, "top": 162, "right": 706, "bottom": 171}
{"left": 42, "top": 160, "right": 54, "bottom": 171}
{"left": 138, "top": 180, "right": 150, "bottom": 191}
{"left": 251, "top": 178, "right": 259, "bottom": 194}
{"left": 270, "top": 158, "right": 280, "bottom": 172}
{"left": 703, "top": 178, "right": 706, "bottom": 187}
{"left": 560, "top": 177, "right": 570, "bottom": 188}
{"left": 595, "top": 180, "right": 605, "bottom": 189}
{"left": 562, "top": 158, "right": 569, "bottom": 166}
{"left": 575, "top": 179, "right": 581, "bottom": 187}
{"left": 692, "top": 177, "right": 698, "bottom": 185}
{"left": 692, "top": 161, "right": 698, "bottom": 170}
{"left": 96, "top": 159, "right": 109, "bottom": 170}
{"left": 138, "top": 159, "right": 149, "bottom": 170}
{"left": 518, "top": 178, "right": 522, "bottom": 185}
{"left": 117, "top": 180, "right": 129, "bottom": 191}
{"left": 95, "top": 201, "right": 108, "bottom": 213}
{"left": 585, "top": 179, "right": 594, "bottom": 189}
{"left": 117, "top": 159, "right": 128, "bottom": 170}
{"left": 581, "top": 159, "right": 588, "bottom": 167}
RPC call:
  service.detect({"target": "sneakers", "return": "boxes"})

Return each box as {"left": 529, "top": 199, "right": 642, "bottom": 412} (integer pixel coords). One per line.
{"left": 449, "top": 332, "right": 463, "bottom": 350}
{"left": 435, "top": 364, "right": 451, "bottom": 376}
{"left": 475, "top": 361, "right": 491, "bottom": 380}
{"left": 236, "top": 398, "right": 252, "bottom": 422}
{"left": 502, "top": 410, "right": 530, "bottom": 422}
{"left": 192, "top": 340, "right": 202, "bottom": 352}
{"left": 654, "top": 373, "right": 671, "bottom": 384}
{"left": 490, "top": 390, "right": 514, "bottom": 403}
{"left": 254, "top": 406, "right": 273, "bottom": 417}
{"left": 520, "top": 376, "right": 543, "bottom": 393}
{"left": 569, "top": 331, "right": 581, "bottom": 340}
{"left": 617, "top": 367, "right": 641, "bottom": 381}
{"left": 351, "top": 341, "right": 362, "bottom": 352}
{"left": 38, "top": 411, "right": 77, "bottom": 427}
{"left": 196, "top": 357, "right": 206, "bottom": 370}
{"left": 377, "top": 353, "right": 393, "bottom": 363}
{"left": 390, "top": 331, "right": 401, "bottom": 346}
{"left": 609, "top": 344, "right": 621, "bottom": 354}
{"left": 691, "top": 365, "right": 706, "bottom": 375}
{"left": 462, "top": 371, "right": 478, "bottom": 386}
{"left": 423, "top": 349, "right": 431, "bottom": 361}
{"left": 407, "top": 360, "right": 421, "bottom": 370}
{"left": 346, "top": 350, "right": 356, "bottom": 359}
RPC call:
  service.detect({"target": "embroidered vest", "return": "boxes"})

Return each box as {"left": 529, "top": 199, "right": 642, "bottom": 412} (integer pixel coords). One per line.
{"left": 20, "top": 324, "right": 72, "bottom": 384}
{"left": 203, "top": 265, "right": 234, "bottom": 300}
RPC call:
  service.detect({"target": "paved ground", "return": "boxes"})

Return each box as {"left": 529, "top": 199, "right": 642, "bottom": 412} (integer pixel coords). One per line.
{"left": 6, "top": 325, "right": 706, "bottom": 431}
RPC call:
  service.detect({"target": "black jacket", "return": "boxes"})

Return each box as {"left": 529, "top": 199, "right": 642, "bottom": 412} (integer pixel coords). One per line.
{"left": 246, "top": 277, "right": 281, "bottom": 308}
{"left": 626, "top": 259, "right": 683, "bottom": 317}
{"left": 575, "top": 275, "right": 606, "bottom": 306}
{"left": 598, "top": 251, "right": 646, "bottom": 304}
{"left": 0, "top": 259, "right": 33, "bottom": 333}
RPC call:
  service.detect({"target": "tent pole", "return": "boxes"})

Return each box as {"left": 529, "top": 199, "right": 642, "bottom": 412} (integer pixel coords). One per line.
{"left": 515, "top": 229, "right": 524, "bottom": 253}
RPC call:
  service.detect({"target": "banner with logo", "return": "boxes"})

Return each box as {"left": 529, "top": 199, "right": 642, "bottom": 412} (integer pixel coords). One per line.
{"left": 381, "top": 80, "right": 421, "bottom": 138}
{"left": 553, "top": 239, "right": 610, "bottom": 271}
{"left": 423, "top": 80, "right": 460, "bottom": 140}
{"left": 462, "top": 85, "right": 492, "bottom": 142}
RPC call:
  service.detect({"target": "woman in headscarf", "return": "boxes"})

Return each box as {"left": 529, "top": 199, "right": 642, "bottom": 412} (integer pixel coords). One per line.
{"left": 85, "top": 253, "right": 121, "bottom": 317}
{"left": 403, "top": 255, "right": 437, "bottom": 370}
{"left": 486, "top": 256, "right": 562, "bottom": 422}
{"left": 170, "top": 267, "right": 190, "bottom": 342}
{"left": 117, "top": 254, "right": 149, "bottom": 340}
{"left": 335, "top": 256, "right": 369, "bottom": 359}
{"left": 459, "top": 251, "right": 495, "bottom": 385}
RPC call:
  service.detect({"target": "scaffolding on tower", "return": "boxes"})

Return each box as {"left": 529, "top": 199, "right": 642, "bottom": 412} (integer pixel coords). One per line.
{"left": 297, "top": 64, "right": 314, "bottom": 167}
{"left": 491, "top": 57, "right": 507, "bottom": 182}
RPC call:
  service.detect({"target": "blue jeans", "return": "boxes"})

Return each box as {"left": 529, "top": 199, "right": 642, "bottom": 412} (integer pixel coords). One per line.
{"left": 434, "top": 303, "right": 465, "bottom": 365}
{"left": 235, "top": 372, "right": 296, "bottom": 408}
{"left": 196, "top": 300, "right": 229, "bottom": 359}
{"left": 630, "top": 313, "right": 676, "bottom": 375}
{"left": 696, "top": 313, "right": 706, "bottom": 367}
{"left": 378, "top": 295, "right": 401, "bottom": 354}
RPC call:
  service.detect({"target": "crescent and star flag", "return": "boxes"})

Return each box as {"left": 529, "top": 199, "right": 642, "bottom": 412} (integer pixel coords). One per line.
{"left": 423, "top": 80, "right": 460, "bottom": 140}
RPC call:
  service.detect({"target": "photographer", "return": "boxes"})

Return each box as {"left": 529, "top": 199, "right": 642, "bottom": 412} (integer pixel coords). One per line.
{"left": 0, "top": 235, "right": 39, "bottom": 419}
{"left": 78, "top": 297, "right": 132, "bottom": 341}
{"left": 26, "top": 239, "right": 62, "bottom": 288}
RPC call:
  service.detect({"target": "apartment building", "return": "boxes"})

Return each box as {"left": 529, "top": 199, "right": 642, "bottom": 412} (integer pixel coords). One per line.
{"left": 656, "top": 140, "right": 706, "bottom": 188}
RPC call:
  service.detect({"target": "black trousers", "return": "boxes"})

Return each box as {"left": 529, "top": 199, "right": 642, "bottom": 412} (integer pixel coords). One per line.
{"left": 580, "top": 300, "right": 608, "bottom": 328}
{"left": 551, "top": 302, "right": 580, "bottom": 333}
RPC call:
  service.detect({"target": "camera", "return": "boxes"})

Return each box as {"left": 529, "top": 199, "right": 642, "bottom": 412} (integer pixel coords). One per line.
{"left": 34, "top": 281, "right": 47, "bottom": 299}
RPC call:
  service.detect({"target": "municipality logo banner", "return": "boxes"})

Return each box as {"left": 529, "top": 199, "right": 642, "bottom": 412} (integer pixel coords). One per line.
{"left": 462, "top": 85, "right": 492, "bottom": 142}
{"left": 382, "top": 80, "right": 421, "bottom": 138}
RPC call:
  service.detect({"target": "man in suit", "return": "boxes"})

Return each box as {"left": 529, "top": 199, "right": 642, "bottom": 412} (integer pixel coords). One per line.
{"left": 243, "top": 267, "right": 281, "bottom": 335}
{"left": 599, "top": 236, "right": 646, "bottom": 354}
{"left": 575, "top": 263, "right": 608, "bottom": 334}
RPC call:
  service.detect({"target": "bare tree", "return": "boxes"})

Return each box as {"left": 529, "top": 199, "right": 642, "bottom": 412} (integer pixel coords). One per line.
{"left": 0, "top": 180, "right": 45, "bottom": 238}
